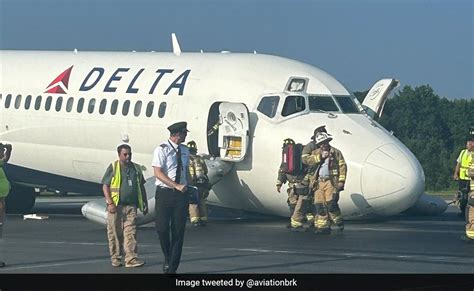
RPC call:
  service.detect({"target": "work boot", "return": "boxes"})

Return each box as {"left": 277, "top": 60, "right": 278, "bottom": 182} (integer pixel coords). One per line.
{"left": 192, "top": 221, "right": 201, "bottom": 227}
{"left": 163, "top": 262, "right": 170, "bottom": 274}
{"left": 111, "top": 259, "right": 122, "bottom": 267}
{"left": 125, "top": 258, "right": 145, "bottom": 268}
{"left": 291, "top": 226, "right": 307, "bottom": 232}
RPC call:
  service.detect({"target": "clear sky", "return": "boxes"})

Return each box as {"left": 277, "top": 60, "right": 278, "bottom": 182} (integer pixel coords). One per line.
{"left": 0, "top": 0, "right": 472, "bottom": 99}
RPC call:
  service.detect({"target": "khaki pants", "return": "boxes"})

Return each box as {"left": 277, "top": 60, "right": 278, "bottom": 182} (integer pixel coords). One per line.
{"left": 107, "top": 205, "right": 138, "bottom": 264}
{"left": 189, "top": 190, "right": 209, "bottom": 223}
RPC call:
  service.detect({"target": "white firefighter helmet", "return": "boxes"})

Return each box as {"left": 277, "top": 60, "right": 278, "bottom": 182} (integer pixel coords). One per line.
{"left": 314, "top": 132, "right": 333, "bottom": 146}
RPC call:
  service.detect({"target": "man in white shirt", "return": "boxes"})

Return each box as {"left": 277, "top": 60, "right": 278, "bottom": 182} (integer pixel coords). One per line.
{"left": 152, "top": 121, "right": 191, "bottom": 274}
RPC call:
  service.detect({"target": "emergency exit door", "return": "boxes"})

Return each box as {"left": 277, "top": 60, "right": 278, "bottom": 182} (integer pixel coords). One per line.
{"left": 206, "top": 102, "right": 250, "bottom": 162}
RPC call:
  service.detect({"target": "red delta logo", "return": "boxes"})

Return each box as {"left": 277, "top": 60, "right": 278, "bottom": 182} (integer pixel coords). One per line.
{"left": 44, "top": 66, "right": 73, "bottom": 94}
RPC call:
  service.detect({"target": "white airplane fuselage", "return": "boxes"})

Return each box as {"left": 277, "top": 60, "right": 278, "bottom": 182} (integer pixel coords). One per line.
{"left": 0, "top": 50, "right": 431, "bottom": 224}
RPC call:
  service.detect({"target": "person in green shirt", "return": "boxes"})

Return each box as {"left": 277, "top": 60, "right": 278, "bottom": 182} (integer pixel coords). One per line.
{"left": 0, "top": 143, "right": 12, "bottom": 268}
{"left": 102, "top": 143, "right": 148, "bottom": 268}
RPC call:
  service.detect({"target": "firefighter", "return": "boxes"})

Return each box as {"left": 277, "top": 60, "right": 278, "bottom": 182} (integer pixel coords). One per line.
{"left": 453, "top": 137, "right": 474, "bottom": 216}
{"left": 187, "top": 141, "right": 211, "bottom": 227}
{"left": 302, "top": 131, "right": 346, "bottom": 235}
{"left": 300, "top": 126, "right": 328, "bottom": 227}
{"left": 276, "top": 138, "right": 309, "bottom": 231}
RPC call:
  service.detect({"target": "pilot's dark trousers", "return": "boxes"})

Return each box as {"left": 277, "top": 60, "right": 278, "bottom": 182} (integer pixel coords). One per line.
{"left": 155, "top": 187, "right": 189, "bottom": 273}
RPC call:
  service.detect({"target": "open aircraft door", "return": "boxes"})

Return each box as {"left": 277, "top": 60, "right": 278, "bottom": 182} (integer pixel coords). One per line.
{"left": 215, "top": 103, "right": 250, "bottom": 162}
{"left": 362, "top": 78, "right": 399, "bottom": 119}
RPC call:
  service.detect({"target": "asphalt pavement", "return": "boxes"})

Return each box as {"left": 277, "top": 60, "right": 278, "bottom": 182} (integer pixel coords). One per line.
{"left": 0, "top": 196, "right": 473, "bottom": 290}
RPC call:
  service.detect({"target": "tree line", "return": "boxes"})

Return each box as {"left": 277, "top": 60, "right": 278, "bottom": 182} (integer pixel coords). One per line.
{"left": 355, "top": 85, "right": 474, "bottom": 191}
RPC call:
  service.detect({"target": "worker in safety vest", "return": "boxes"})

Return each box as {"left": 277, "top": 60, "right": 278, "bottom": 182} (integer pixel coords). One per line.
{"left": 187, "top": 141, "right": 211, "bottom": 227}
{"left": 461, "top": 145, "right": 474, "bottom": 243}
{"left": 453, "top": 137, "right": 474, "bottom": 216}
{"left": 102, "top": 143, "right": 148, "bottom": 268}
{"left": 0, "top": 143, "right": 12, "bottom": 268}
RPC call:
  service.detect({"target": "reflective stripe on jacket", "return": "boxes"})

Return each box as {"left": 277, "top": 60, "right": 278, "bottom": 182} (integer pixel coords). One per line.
{"left": 189, "top": 154, "right": 208, "bottom": 183}
{"left": 301, "top": 146, "right": 347, "bottom": 187}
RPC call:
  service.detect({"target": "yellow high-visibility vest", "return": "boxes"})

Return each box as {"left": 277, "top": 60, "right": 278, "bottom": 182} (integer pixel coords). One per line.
{"left": 110, "top": 161, "right": 145, "bottom": 212}
{"left": 0, "top": 161, "right": 10, "bottom": 198}
{"left": 459, "top": 149, "right": 473, "bottom": 180}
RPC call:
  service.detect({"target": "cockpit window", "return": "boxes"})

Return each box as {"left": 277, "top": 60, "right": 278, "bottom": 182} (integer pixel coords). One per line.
{"left": 282, "top": 95, "right": 306, "bottom": 117}
{"left": 257, "top": 96, "right": 279, "bottom": 118}
{"left": 334, "top": 96, "right": 360, "bottom": 114}
{"left": 308, "top": 95, "right": 339, "bottom": 112}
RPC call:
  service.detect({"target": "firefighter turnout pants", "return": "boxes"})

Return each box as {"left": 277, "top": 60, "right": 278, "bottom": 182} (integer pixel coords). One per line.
{"left": 313, "top": 180, "right": 343, "bottom": 231}
{"left": 466, "top": 192, "right": 474, "bottom": 239}
{"left": 189, "top": 189, "right": 209, "bottom": 224}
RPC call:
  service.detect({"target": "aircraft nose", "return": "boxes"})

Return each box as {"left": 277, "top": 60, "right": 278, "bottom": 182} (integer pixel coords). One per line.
{"left": 361, "top": 143, "right": 424, "bottom": 215}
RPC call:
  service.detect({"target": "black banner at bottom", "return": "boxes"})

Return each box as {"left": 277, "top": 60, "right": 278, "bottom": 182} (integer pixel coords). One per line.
{"left": 0, "top": 274, "right": 473, "bottom": 291}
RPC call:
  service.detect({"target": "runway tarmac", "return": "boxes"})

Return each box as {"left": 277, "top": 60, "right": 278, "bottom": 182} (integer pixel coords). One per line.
{"left": 0, "top": 196, "right": 473, "bottom": 290}
{"left": 0, "top": 196, "right": 472, "bottom": 274}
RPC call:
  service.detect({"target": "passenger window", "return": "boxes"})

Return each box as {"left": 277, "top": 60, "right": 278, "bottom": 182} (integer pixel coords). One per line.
{"left": 134, "top": 101, "right": 142, "bottom": 117}
{"left": 281, "top": 95, "right": 306, "bottom": 117}
{"left": 146, "top": 101, "right": 154, "bottom": 117}
{"left": 45, "top": 96, "right": 52, "bottom": 111}
{"left": 88, "top": 98, "right": 96, "bottom": 113}
{"left": 25, "top": 95, "right": 32, "bottom": 110}
{"left": 99, "top": 99, "right": 107, "bottom": 114}
{"left": 14, "top": 95, "right": 22, "bottom": 109}
{"left": 66, "top": 97, "right": 74, "bottom": 112}
{"left": 77, "top": 98, "right": 85, "bottom": 113}
{"left": 158, "top": 102, "right": 166, "bottom": 118}
{"left": 308, "top": 96, "right": 339, "bottom": 112}
{"left": 257, "top": 96, "right": 279, "bottom": 118}
{"left": 110, "top": 99, "right": 118, "bottom": 115}
{"left": 122, "top": 100, "right": 130, "bottom": 116}
{"left": 35, "top": 96, "right": 42, "bottom": 110}
{"left": 55, "top": 97, "right": 63, "bottom": 112}
{"left": 4, "top": 94, "right": 12, "bottom": 109}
